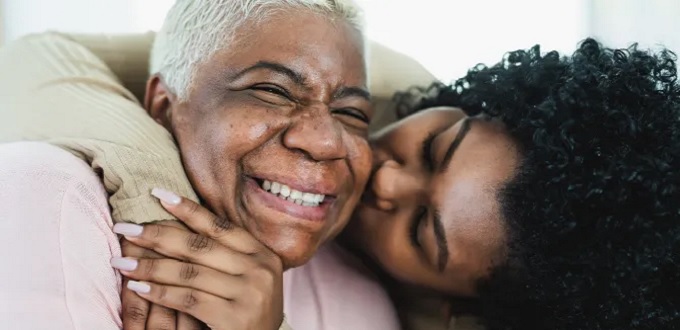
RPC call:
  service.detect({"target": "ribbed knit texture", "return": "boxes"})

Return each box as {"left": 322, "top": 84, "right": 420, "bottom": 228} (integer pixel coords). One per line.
{"left": 0, "top": 32, "right": 199, "bottom": 223}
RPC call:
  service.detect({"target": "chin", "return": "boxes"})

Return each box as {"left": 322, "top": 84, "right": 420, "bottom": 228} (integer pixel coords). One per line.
{"left": 264, "top": 235, "right": 318, "bottom": 269}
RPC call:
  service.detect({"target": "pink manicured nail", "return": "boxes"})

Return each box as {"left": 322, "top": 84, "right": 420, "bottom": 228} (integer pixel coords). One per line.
{"left": 111, "top": 257, "right": 138, "bottom": 271}
{"left": 127, "top": 280, "right": 151, "bottom": 294}
{"left": 151, "top": 188, "right": 181, "bottom": 205}
{"left": 113, "top": 223, "right": 144, "bottom": 237}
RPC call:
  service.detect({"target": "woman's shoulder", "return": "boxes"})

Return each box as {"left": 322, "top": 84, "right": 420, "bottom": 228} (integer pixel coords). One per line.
{"left": 0, "top": 142, "right": 109, "bottom": 211}
{"left": 283, "top": 242, "right": 400, "bottom": 330}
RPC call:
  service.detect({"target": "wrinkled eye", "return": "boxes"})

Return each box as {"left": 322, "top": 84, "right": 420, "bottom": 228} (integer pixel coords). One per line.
{"left": 250, "top": 84, "right": 294, "bottom": 106}
{"left": 332, "top": 107, "right": 370, "bottom": 132}
{"left": 251, "top": 84, "right": 291, "bottom": 99}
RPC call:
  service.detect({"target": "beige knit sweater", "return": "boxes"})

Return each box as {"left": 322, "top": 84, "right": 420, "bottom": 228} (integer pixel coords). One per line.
{"left": 0, "top": 32, "right": 199, "bottom": 223}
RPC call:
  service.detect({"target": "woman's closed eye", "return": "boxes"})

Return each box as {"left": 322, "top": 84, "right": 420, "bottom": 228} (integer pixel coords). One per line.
{"left": 410, "top": 206, "right": 427, "bottom": 249}
{"left": 421, "top": 132, "right": 437, "bottom": 171}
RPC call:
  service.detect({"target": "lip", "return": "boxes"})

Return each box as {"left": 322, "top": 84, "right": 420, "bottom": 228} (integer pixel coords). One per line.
{"left": 245, "top": 176, "right": 335, "bottom": 222}
{"left": 250, "top": 173, "right": 338, "bottom": 196}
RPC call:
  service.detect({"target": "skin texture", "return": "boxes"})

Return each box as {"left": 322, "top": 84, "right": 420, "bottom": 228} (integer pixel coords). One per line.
{"left": 144, "top": 10, "right": 372, "bottom": 269}
{"left": 342, "top": 107, "right": 520, "bottom": 297}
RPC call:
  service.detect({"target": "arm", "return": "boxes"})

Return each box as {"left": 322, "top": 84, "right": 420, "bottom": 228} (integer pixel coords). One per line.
{"left": 0, "top": 32, "right": 198, "bottom": 223}
{"left": 0, "top": 142, "right": 123, "bottom": 329}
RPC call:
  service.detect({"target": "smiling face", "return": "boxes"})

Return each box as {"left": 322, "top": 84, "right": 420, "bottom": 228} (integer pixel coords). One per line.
{"left": 145, "top": 10, "right": 372, "bottom": 268}
{"left": 343, "top": 107, "right": 520, "bottom": 296}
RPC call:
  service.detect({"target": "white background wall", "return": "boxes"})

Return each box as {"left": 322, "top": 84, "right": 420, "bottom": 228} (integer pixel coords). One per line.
{"left": 1, "top": 0, "right": 679, "bottom": 82}
{"left": 589, "top": 0, "right": 680, "bottom": 53}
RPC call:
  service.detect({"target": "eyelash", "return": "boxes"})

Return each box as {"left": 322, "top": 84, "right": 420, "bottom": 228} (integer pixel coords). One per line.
{"left": 421, "top": 132, "right": 437, "bottom": 171}
{"left": 252, "top": 85, "right": 291, "bottom": 99}
{"left": 409, "top": 206, "right": 427, "bottom": 248}
{"left": 334, "top": 108, "right": 369, "bottom": 124}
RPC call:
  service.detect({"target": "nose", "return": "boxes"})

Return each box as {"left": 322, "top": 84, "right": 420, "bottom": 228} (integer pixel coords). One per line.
{"left": 282, "top": 105, "right": 347, "bottom": 161}
{"left": 371, "top": 159, "right": 423, "bottom": 211}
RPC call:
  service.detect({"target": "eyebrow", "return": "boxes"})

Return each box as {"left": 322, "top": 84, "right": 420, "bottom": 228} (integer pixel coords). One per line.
{"left": 441, "top": 118, "right": 472, "bottom": 172}
{"left": 231, "top": 61, "right": 307, "bottom": 86}
{"left": 333, "top": 86, "right": 372, "bottom": 102}
{"left": 433, "top": 210, "right": 450, "bottom": 272}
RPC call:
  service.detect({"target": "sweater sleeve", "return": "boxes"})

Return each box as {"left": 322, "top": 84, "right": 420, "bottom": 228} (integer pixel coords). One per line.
{"left": 0, "top": 32, "right": 199, "bottom": 223}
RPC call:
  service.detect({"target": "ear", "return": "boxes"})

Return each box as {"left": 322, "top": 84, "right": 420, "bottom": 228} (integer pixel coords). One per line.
{"left": 144, "top": 74, "right": 176, "bottom": 131}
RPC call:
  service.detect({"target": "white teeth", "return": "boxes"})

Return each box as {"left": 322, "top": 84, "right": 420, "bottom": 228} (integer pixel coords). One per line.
{"left": 270, "top": 182, "right": 281, "bottom": 194}
{"left": 290, "top": 190, "right": 302, "bottom": 200}
{"left": 302, "top": 193, "right": 316, "bottom": 203}
{"left": 259, "top": 179, "right": 326, "bottom": 207}
{"left": 280, "top": 185, "right": 291, "bottom": 197}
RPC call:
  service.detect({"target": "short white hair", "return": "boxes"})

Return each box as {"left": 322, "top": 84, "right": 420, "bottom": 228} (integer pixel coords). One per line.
{"left": 150, "top": 0, "right": 365, "bottom": 100}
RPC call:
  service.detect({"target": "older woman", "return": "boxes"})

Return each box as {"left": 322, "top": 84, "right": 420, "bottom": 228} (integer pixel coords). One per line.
{"left": 0, "top": 1, "right": 402, "bottom": 329}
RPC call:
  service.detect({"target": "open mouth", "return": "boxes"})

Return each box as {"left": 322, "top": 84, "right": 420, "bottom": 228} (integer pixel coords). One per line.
{"left": 251, "top": 177, "right": 335, "bottom": 208}
{"left": 245, "top": 176, "right": 336, "bottom": 223}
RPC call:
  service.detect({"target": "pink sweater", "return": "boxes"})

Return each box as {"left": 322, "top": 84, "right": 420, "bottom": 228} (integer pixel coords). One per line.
{"left": 0, "top": 142, "right": 399, "bottom": 330}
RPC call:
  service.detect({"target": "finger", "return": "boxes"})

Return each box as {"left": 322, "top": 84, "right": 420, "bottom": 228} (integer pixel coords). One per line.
{"left": 112, "top": 257, "right": 245, "bottom": 299}
{"left": 114, "top": 224, "right": 253, "bottom": 275}
{"left": 151, "top": 188, "right": 261, "bottom": 253}
{"left": 127, "top": 280, "right": 232, "bottom": 327}
{"left": 146, "top": 303, "right": 177, "bottom": 330}
{"left": 121, "top": 279, "right": 151, "bottom": 330}
{"left": 122, "top": 238, "right": 165, "bottom": 259}
{"left": 177, "top": 312, "right": 203, "bottom": 330}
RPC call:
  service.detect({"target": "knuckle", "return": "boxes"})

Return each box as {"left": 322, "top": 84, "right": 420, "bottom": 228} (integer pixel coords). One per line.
{"left": 141, "top": 259, "right": 158, "bottom": 279}
{"left": 151, "top": 225, "right": 163, "bottom": 239}
{"left": 186, "top": 234, "right": 214, "bottom": 253}
{"left": 210, "top": 215, "right": 233, "bottom": 235}
{"left": 156, "top": 285, "right": 169, "bottom": 302}
{"left": 179, "top": 262, "right": 199, "bottom": 282}
{"left": 124, "top": 305, "right": 148, "bottom": 323}
{"left": 182, "top": 290, "right": 199, "bottom": 310}
{"left": 186, "top": 201, "right": 201, "bottom": 216}
{"left": 157, "top": 305, "right": 176, "bottom": 318}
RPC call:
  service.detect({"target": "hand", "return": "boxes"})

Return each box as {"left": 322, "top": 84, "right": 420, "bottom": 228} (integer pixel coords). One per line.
{"left": 112, "top": 189, "right": 284, "bottom": 330}
{"left": 117, "top": 220, "right": 203, "bottom": 330}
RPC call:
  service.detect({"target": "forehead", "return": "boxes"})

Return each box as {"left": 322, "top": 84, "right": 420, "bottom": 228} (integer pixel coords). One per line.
{"left": 433, "top": 119, "right": 518, "bottom": 266}
{"left": 201, "top": 10, "right": 367, "bottom": 88}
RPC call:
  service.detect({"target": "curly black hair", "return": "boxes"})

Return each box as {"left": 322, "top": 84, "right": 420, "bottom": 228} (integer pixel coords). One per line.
{"left": 395, "top": 38, "right": 680, "bottom": 329}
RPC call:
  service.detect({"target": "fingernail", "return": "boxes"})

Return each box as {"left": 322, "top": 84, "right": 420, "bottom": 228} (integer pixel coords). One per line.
{"left": 110, "top": 257, "right": 138, "bottom": 271}
{"left": 151, "top": 188, "right": 182, "bottom": 205}
{"left": 127, "top": 280, "right": 151, "bottom": 294}
{"left": 113, "top": 223, "right": 144, "bottom": 237}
